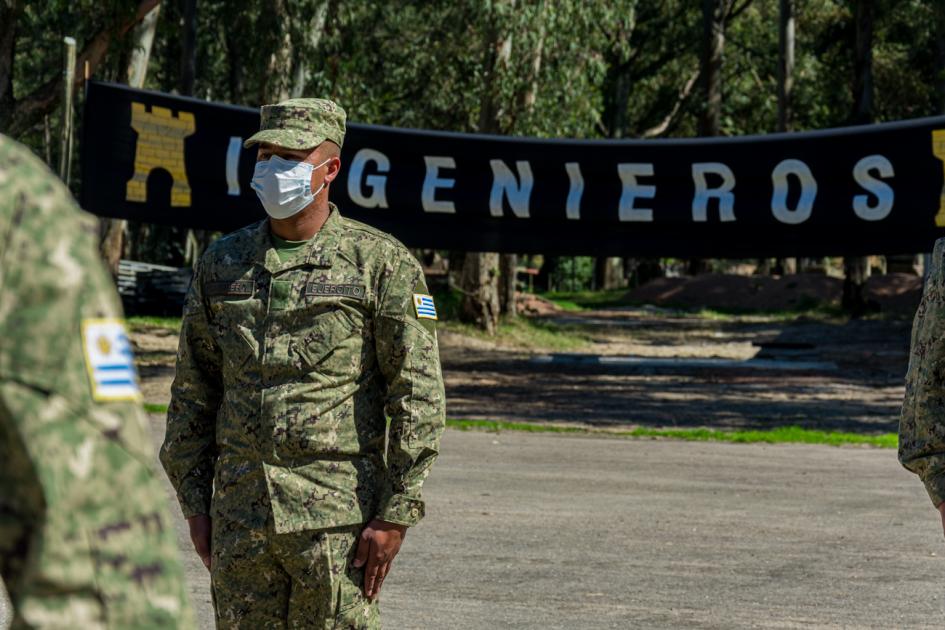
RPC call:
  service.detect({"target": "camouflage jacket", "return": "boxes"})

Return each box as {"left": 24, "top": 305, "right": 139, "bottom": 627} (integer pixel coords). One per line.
{"left": 0, "top": 134, "right": 193, "bottom": 628}
{"left": 900, "top": 237, "right": 945, "bottom": 507}
{"left": 160, "top": 205, "right": 445, "bottom": 533}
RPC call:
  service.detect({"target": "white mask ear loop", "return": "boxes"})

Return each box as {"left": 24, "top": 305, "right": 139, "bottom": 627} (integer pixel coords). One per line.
{"left": 310, "top": 157, "right": 332, "bottom": 198}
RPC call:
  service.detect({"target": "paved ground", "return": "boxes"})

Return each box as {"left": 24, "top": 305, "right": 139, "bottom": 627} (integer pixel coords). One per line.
{"left": 3, "top": 409, "right": 940, "bottom": 629}
{"left": 157, "top": 425, "right": 942, "bottom": 629}
{"left": 2, "top": 309, "right": 932, "bottom": 628}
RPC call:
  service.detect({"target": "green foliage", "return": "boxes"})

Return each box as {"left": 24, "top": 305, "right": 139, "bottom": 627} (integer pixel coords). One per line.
{"left": 4, "top": 0, "right": 945, "bottom": 268}
{"left": 448, "top": 419, "right": 898, "bottom": 448}
{"left": 440, "top": 317, "right": 592, "bottom": 352}
{"left": 127, "top": 315, "right": 182, "bottom": 332}
{"left": 542, "top": 288, "right": 632, "bottom": 310}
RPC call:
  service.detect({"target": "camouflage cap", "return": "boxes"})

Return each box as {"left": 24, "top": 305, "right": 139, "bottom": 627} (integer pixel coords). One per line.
{"left": 244, "top": 98, "right": 346, "bottom": 150}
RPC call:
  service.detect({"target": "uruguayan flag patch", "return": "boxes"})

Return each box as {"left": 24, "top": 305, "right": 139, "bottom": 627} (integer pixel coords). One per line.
{"left": 81, "top": 319, "right": 141, "bottom": 402}
{"left": 413, "top": 294, "right": 438, "bottom": 320}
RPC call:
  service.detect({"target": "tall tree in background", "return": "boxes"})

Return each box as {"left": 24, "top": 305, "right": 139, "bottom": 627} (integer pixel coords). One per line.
{"left": 700, "top": 0, "right": 727, "bottom": 138}
{"left": 460, "top": 0, "right": 513, "bottom": 334}
{"left": 694, "top": 0, "right": 750, "bottom": 276}
{"left": 776, "top": 0, "right": 797, "bottom": 275}
{"left": 180, "top": 0, "right": 197, "bottom": 96}
{"left": 499, "top": 0, "right": 547, "bottom": 318}
{"left": 100, "top": 1, "right": 162, "bottom": 277}
{"left": 692, "top": 0, "right": 727, "bottom": 275}
{"left": 291, "top": 0, "right": 329, "bottom": 98}
{"left": 842, "top": 0, "right": 874, "bottom": 313}
{"left": 0, "top": 0, "right": 160, "bottom": 138}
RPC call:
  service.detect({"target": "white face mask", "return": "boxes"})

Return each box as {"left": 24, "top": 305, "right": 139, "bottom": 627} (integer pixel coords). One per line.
{"left": 250, "top": 155, "right": 331, "bottom": 220}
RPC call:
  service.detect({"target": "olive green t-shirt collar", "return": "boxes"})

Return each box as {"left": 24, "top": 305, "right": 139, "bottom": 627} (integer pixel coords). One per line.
{"left": 252, "top": 203, "right": 342, "bottom": 272}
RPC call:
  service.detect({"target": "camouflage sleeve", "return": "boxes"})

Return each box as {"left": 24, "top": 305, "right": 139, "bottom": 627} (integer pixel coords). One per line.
{"left": 373, "top": 252, "right": 446, "bottom": 527}
{"left": 0, "top": 137, "right": 193, "bottom": 628}
{"left": 160, "top": 258, "right": 223, "bottom": 518}
{"left": 900, "top": 238, "right": 945, "bottom": 507}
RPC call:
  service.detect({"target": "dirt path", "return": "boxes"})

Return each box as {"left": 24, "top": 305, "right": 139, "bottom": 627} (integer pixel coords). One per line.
{"left": 133, "top": 307, "right": 913, "bottom": 434}
{"left": 438, "top": 309, "right": 911, "bottom": 433}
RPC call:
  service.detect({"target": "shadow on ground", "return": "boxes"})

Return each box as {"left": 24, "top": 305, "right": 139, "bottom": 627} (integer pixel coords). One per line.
{"left": 441, "top": 311, "right": 911, "bottom": 434}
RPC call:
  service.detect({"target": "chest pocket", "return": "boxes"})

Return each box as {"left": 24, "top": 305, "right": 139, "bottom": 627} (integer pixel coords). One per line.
{"left": 286, "top": 294, "right": 365, "bottom": 382}
{"left": 206, "top": 280, "right": 260, "bottom": 370}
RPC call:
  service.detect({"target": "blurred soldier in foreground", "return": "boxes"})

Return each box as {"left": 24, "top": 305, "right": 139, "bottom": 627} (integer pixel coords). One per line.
{"left": 160, "top": 98, "right": 445, "bottom": 628}
{"left": 899, "top": 238, "right": 945, "bottom": 538}
{"left": 0, "top": 134, "right": 194, "bottom": 628}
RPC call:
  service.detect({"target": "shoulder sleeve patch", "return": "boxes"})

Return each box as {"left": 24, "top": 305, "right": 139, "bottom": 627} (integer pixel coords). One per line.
{"left": 81, "top": 319, "right": 142, "bottom": 402}
{"left": 413, "top": 294, "right": 438, "bottom": 320}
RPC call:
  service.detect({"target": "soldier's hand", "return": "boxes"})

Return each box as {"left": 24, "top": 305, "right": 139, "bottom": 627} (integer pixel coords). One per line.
{"left": 353, "top": 519, "right": 407, "bottom": 601}
{"left": 187, "top": 514, "right": 212, "bottom": 570}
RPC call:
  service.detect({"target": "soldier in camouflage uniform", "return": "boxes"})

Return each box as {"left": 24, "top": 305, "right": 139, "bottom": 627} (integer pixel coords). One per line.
{"left": 0, "top": 134, "right": 194, "bottom": 628}
{"left": 160, "top": 99, "right": 446, "bottom": 628}
{"left": 900, "top": 237, "right": 945, "bottom": 539}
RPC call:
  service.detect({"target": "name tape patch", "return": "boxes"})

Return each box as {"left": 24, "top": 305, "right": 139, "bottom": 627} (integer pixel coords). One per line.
{"left": 81, "top": 319, "right": 141, "bottom": 402}
{"left": 306, "top": 283, "right": 366, "bottom": 299}
{"left": 206, "top": 280, "right": 254, "bottom": 297}
{"left": 413, "top": 294, "right": 438, "bottom": 320}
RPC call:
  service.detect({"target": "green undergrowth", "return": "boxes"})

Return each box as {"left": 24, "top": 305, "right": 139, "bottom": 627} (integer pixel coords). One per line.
{"left": 128, "top": 316, "right": 183, "bottom": 332}
{"left": 541, "top": 289, "right": 632, "bottom": 310}
{"left": 140, "top": 403, "right": 896, "bottom": 449}
{"left": 439, "top": 317, "right": 592, "bottom": 351}
{"left": 448, "top": 419, "right": 898, "bottom": 449}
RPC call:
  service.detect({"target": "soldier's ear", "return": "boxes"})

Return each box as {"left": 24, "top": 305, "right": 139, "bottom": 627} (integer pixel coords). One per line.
{"left": 323, "top": 156, "right": 341, "bottom": 184}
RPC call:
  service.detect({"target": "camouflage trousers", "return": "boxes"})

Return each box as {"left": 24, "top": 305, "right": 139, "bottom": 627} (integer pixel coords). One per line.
{"left": 211, "top": 517, "right": 380, "bottom": 629}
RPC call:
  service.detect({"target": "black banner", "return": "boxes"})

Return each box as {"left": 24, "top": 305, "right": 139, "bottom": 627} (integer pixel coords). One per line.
{"left": 82, "top": 81, "right": 945, "bottom": 257}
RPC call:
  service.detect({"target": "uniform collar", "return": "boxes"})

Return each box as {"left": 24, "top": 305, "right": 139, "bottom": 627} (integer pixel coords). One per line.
{"left": 253, "top": 203, "right": 343, "bottom": 274}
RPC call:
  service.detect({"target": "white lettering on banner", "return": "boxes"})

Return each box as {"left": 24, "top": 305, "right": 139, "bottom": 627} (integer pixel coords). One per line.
{"left": 565, "top": 162, "right": 583, "bottom": 220}
{"left": 422, "top": 156, "right": 457, "bottom": 213}
{"left": 692, "top": 163, "right": 736, "bottom": 222}
{"left": 347, "top": 149, "right": 390, "bottom": 208}
{"left": 617, "top": 163, "right": 656, "bottom": 222}
{"left": 852, "top": 154, "right": 895, "bottom": 221}
{"left": 489, "top": 160, "right": 533, "bottom": 218}
{"left": 226, "top": 137, "right": 242, "bottom": 196}
{"left": 771, "top": 159, "right": 817, "bottom": 224}
{"left": 339, "top": 151, "right": 894, "bottom": 226}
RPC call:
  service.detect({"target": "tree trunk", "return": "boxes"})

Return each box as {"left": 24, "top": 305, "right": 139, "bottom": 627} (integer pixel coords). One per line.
{"left": 100, "top": 2, "right": 161, "bottom": 278}
{"left": 461, "top": 0, "right": 514, "bottom": 333}
{"left": 499, "top": 253, "right": 518, "bottom": 318}
{"left": 224, "top": 16, "right": 245, "bottom": 102}
{"left": 537, "top": 256, "right": 560, "bottom": 291}
{"left": 699, "top": 0, "right": 726, "bottom": 137}
{"left": 777, "top": 0, "right": 794, "bottom": 133}
{"left": 0, "top": 1, "right": 24, "bottom": 132}
{"left": 936, "top": 1, "right": 945, "bottom": 115}
{"left": 775, "top": 0, "right": 796, "bottom": 275}
{"left": 291, "top": 0, "right": 329, "bottom": 98}
{"left": 3, "top": 0, "right": 161, "bottom": 137}
{"left": 180, "top": 0, "right": 196, "bottom": 96}
{"left": 843, "top": 0, "right": 874, "bottom": 313}
{"left": 851, "top": 0, "right": 873, "bottom": 127}
{"left": 461, "top": 253, "right": 500, "bottom": 335}
{"left": 264, "top": 0, "right": 293, "bottom": 103}
{"left": 692, "top": 0, "right": 728, "bottom": 275}
{"left": 842, "top": 256, "right": 871, "bottom": 315}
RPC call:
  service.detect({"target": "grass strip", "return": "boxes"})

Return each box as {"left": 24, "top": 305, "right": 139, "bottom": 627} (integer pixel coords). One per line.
{"left": 128, "top": 316, "right": 183, "bottom": 332}
{"left": 447, "top": 418, "right": 898, "bottom": 448}
{"left": 141, "top": 404, "right": 896, "bottom": 449}
{"left": 439, "top": 317, "right": 592, "bottom": 351}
